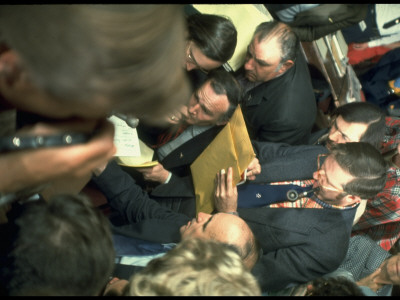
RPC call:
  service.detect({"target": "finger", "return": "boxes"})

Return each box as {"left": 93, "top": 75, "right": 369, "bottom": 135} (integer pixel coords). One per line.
{"left": 214, "top": 173, "right": 220, "bottom": 197}
{"left": 220, "top": 169, "right": 226, "bottom": 196}
{"left": 227, "top": 167, "right": 233, "bottom": 189}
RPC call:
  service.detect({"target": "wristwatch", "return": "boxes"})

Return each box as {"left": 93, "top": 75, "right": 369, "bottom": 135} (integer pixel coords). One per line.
{"left": 0, "top": 132, "right": 91, "bottom": 153}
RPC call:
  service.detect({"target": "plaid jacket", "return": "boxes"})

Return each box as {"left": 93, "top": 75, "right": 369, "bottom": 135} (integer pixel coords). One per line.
{"left": 352, "top": 117, "right": 400, "bottom": 251}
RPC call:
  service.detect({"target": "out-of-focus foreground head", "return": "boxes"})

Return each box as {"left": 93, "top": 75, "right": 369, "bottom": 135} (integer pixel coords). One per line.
{"left": 3, "top": 194, "right": 115, "bottom": 296}
{"left": 127, "top": 238, "right": 262, "bottom": 296}
{"left": 0, "top": 5, "right": 191, "bottom": 121}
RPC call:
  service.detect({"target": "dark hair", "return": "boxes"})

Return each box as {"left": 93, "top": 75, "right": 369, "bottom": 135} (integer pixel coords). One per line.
{"left": 7, "top": 194, "right": 115, "bottom": 296}
{"left": 205, "top": 69, "right": 242, "bottom": 123}
{"left": 330, "top": 142, "right": 387, "bottom": 199}
{"left": 254, "top": 20, "right": 299, "bottom": 65}
{"left": 0, "top": 5, "right": 191, "bottom": 120}
{"left": 333, "top": 102, "right": 386, "bottom": 150}
{"left": 307, "top": 276, "right": 365, "bottom": 296}
{"left": 187, "top": 13, "right": 237, "bottom": 63}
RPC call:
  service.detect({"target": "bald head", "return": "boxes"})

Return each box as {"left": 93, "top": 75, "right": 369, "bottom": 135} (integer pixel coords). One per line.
{"left": 254, "top": 20, "right": 299, "bottom": 64}
{"left": 180, "top": 212, "right": 260, "bottom": 270}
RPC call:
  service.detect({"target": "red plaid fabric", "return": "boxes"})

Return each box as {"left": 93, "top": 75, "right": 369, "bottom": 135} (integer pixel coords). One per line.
{"left": 352, "top": 167, "right": 400, "bottom": 251}
{"left": 351, "top": 116, "right": 400, "bottom": 251}
{"left": 153, "top": 122, "right": 189, "bottom": 148}
{"left": 381, "top": 116, "right": 400, "bottom": 153}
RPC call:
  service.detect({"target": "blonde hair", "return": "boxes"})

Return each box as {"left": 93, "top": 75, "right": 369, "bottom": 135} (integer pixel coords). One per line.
{"left": 127, "top": 238, "right": 261, "bottom": 296}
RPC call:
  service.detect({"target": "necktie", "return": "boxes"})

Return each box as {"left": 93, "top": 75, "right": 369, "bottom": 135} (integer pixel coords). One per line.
{"left": 383, "top": 17, "right": 400, "bottom": 29}
{"left": 154, "top": 122, "right": 189, "bottom": 148}
{"left": 237, "top": 183, "right": 313, "bottom": 208}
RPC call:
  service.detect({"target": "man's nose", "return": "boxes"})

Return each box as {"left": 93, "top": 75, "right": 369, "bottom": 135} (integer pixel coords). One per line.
{"left": 329, "top": 129, "right": 341, "bottom": 142}
{"left": 244, "top": 57, "right": 254, "bottom": 70}
{"left": 186, "top": 62, "right": 196, "bottom": 71}
{"left": 188, "top": 103, "right": 199, "bottom": 114}
{"left": 197, "top": 212, "right": 210, "bottom": 222}
{"left": 313, "top": 170, "right": 319, "bottom": 181}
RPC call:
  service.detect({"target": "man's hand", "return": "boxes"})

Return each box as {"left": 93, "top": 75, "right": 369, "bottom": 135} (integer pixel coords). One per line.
{"left": 357, "top": 268, "right": 384, "bottom": 292}
{"left": 246, "top": 157, "right": 261, "bottom": 181}
{"left": 136, "top": 162, "right": 170, "bottom": 184}
{"left": 214, "top": 167, "right": 238, "bottom": 213}
{"left": 163, "top": 104, "right": 189, "bottom": 125}
{"left": 0, "top": 118, "right": 116, "bottom": 194}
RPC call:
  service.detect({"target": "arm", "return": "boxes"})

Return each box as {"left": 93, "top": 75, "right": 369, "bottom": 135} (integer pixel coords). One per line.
{"left": 0, "top": 118, "right": 115, "bottom": 194}
{"left": 251, "top": 141, "right": 328, "bottom": 183}
{"left": 91, "top": 160, "right": 189, "bottom": 225}
{"left": 292, "top": 20, "right": 363, "bottom": 42}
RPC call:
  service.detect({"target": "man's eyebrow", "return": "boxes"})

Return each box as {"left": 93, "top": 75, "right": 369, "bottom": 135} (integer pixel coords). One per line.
{"left": 202, "top": 214, "right": 215, "bottom": 232}
{"left": 200, "top": 101, "right": 213, "bottom": 116}
{"left": 247, "top": 45, "right": 270, "bottom": 67}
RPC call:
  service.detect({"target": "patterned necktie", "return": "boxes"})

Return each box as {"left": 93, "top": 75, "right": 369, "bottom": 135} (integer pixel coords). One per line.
{"left": 237, "top": 183, "right": 313, "bottom": 208}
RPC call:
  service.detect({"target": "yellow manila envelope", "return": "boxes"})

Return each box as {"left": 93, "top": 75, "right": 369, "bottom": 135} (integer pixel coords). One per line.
{"left": 190, "top": 106, "right": 255, "bottom": 214}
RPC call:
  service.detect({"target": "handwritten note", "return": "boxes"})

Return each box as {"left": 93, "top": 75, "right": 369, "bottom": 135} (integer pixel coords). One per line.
{"left": 108, "top": 115, "right": 141, "bottom": 157}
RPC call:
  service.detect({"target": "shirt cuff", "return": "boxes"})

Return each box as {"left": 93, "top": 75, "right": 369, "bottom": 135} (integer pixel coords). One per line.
{"left": 164, "top": 172, "right": 172, "bottom": 184}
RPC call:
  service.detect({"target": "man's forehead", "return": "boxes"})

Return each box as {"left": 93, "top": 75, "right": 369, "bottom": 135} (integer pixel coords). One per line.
{"left": 334, "top": 116, "right": 368, "bottom": 139}
{"left": 251, "top": 34, "right": 281, "bottom": 63}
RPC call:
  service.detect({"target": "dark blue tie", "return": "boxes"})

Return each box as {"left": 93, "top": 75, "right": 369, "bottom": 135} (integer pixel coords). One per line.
{"left": 237, "top": 183, "right": 312, "bottom": 208}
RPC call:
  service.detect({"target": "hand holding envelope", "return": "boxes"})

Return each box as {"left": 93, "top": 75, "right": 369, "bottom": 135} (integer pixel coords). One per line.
{"left": 190, "top": 106, "right": 256, "bottom": 214}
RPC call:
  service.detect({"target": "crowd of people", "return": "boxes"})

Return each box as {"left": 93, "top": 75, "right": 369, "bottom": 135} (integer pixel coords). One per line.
{"left": 0, "top": 4, "right": 399, "bottom": 296}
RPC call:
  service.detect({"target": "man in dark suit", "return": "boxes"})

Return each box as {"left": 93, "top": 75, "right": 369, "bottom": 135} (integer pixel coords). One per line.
{"left": 91, "top": 159, "right": 261, "bottom": 271}
{"left": 214, "top": 142, "right": 387, "bottom": 293}
{"left": 132, "top": 69, "right": 260, "bottom": 216}
{"left": 235, "top": 20, "right": 317, "bottom": 145}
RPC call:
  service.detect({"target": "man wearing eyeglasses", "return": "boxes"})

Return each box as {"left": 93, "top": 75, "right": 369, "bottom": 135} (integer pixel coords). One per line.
{"left": 235, "top": 20, "right": 317, "bottom": 145}
{"left": 214, "top": 142, "right": 387, "bottom": 294}
{"left": 252, "top": 101, "right": 400, "bottom": 252}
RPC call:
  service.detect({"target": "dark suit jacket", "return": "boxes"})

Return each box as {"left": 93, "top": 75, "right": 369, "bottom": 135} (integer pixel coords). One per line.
{"left": 92, "top": 160, "right": 190, "bottom": 243}
{"left": 251, "top": 140, "right": 328, "bottom": 183}
{"left": 238, "top": 48, "right": 317, "bottom": 145}
{"left": 93, "top": 160, "right": 357, "bottom": 293}
{"left": 238, "top": 205, "right": 357, "bottom": 293}
{"left": 136, "top": 124, "right": 224, "bottom": 216}
{"left": 266, "top": 4, "right": 368, "bottom": 42}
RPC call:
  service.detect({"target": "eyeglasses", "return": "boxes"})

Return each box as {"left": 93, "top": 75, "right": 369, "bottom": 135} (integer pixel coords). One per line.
{"left": 316, "top": 154, "right": 345, "bottom": 194}
{"left": 186, "top": 42, "right": 209, "bottom": 74}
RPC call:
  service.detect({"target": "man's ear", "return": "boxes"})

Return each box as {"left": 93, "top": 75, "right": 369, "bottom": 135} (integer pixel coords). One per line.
{"left": 343, "top": 194, "right": 362, "bottom": 206}
{"left": 277, "top": 60, "right": 294, "bottom": 75}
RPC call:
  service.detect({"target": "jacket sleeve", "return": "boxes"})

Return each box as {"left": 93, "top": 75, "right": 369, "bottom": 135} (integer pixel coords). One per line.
{"left": 91, "top": 160, "right": 190, "bottom": 231}
{"left": 252, "top": 237, "right": 346, "bottom": 292}
{"left": 252, "top": 141, "right": 328, "bottom": 182}
{"left": 150, "top": 173, "right": 195, "bottom": 198}
{"left": 292, "top": 20, "right": 362, "bottom": 42}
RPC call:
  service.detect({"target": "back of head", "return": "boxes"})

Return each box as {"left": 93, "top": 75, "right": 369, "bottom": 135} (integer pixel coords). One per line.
{"left": 206, "top": 69, "right": 242, "bottom": 123}
{"left": 333, "top": 102, "right": 386, "bottom": 150}
{"left": 330, "top": 142, "right": 387, "bottom": 199}
{"left": 306, "top": 276, "right": 365, "bottom": 296}
{"left": 254, "top": 20, "right": 299, "bottom": 64}
{"left": 187, "top": 13, "right": 237, "bottom": 63}
{"left": 7, "top": 194, "right": 115, "bottom": 296}
{"left": 128, "top": 238, "right": 261, "bottom": 296}
{"left": 0, "top": 5, "right": 191, "bottom": 120}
